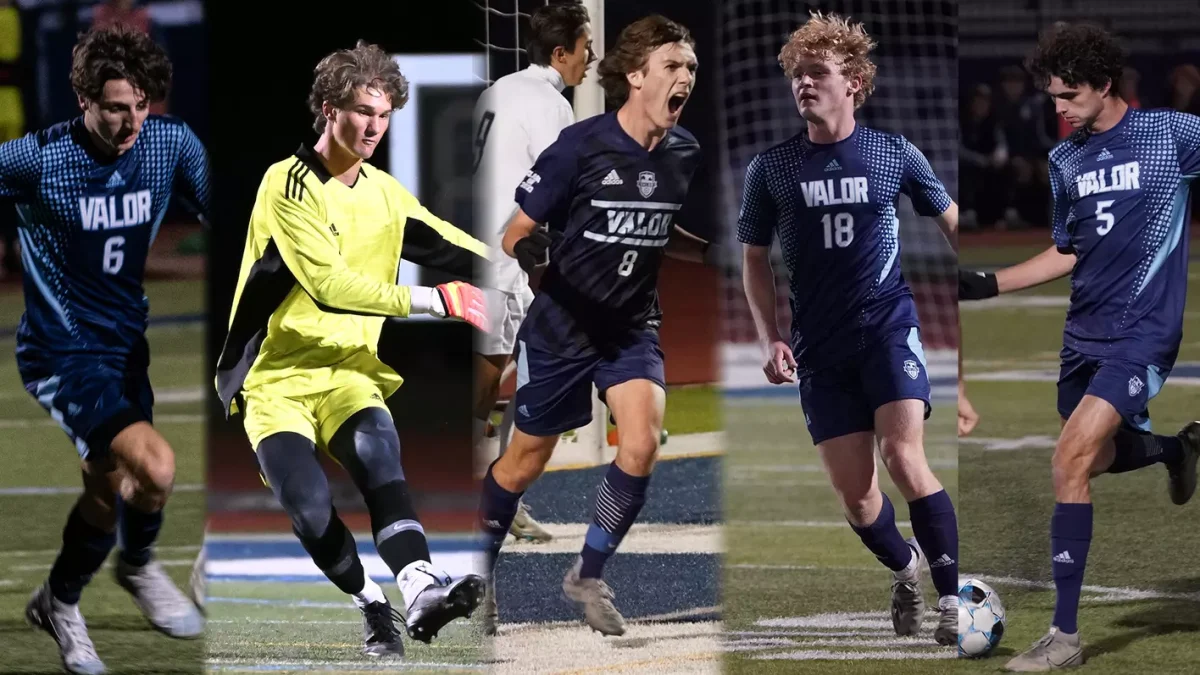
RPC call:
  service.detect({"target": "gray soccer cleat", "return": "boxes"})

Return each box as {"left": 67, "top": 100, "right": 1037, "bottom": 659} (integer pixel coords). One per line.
{"left": 934, "top": 594, "right": 957, "bottom": 646}
{"left": 890, "top": 538, "right": 926, "bottom": 637}
{"left": 1005, "top": 627, "right": 1084, "bottom": 671}
{"left": 25, "top": 582, "right": 107, "bottom": 675}
{"left": 509, "top": 500, "right": 553, "bottom": 542}
{"left": 481, "top": 578, "right": 499, "bottom": 636}
{"left": 1168, "top": 421, "right": 1200, "bottom": 505}
{"left": 562, "top": 558, "right": 626, "bottom": 636}
{"left": 114, "top": 558, "right": 204, "bottom": 638}
{"left": 360, "top": 599, "right": 405, "bottom": 657}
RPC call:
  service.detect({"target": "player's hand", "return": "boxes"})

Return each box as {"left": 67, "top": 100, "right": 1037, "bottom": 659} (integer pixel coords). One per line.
{"left": 958, "top": 386, "right": 979, "bottom": 437}
{"left": 513, "top": 228, "right": 561, "bottom": 274}
{"left": 959, "top": 268, "right": 999, "bottom": 300}
{"left": 435, "top": 281, "right": 488, "bottom": 331}
{"left": 763, "top": 340, "right": 797, "bottom": 385}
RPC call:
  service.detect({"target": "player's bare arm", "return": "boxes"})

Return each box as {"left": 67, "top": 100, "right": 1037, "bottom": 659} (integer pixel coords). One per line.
{"left": 933, "top": 201, "right": 958, "bottom": 248}
{"left": 742, "top": 243, "right": 796, "bottom": 383}
{"left": 960, "top": 244, "right": 1076, "bottom": 300}
{"left": 663, "top": 223, "right": 711, "bottom": 263}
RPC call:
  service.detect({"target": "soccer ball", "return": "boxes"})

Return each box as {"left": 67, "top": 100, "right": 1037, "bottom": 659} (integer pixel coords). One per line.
{"left": 958, "top": 578, "right": 1005, "bottom": 657}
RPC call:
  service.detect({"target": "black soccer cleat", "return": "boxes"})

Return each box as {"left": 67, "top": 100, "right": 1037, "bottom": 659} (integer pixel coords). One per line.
{"left": 1168, "top": 421, "right": 1200, "bottom": 506}
{"left": 405, "top": 574, "right": 486, "bottom": 643}
{"left": 360, "top": 600, "right": 405, "bottom": 657}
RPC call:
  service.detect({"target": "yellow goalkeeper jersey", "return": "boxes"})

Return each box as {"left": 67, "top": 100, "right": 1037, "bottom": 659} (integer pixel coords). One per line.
{"left": 216, "top": 143, "right": 488, "bottom": 418}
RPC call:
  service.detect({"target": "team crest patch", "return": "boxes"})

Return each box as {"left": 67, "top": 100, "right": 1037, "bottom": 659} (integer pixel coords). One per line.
{"left": 637, "top": 171, "right": 657, "bottom": 198}
{"left": 1128, "top": 375, "right": 1144, "bottom": 397}
{"left": 903, "top": 360, "right": 920, "bottom": 380}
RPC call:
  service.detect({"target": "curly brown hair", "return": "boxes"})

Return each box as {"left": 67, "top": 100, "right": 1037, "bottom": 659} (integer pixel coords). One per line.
{"left": 70, "top": 25, "right": 172, "bottom": 103}
{"left": 309, "top": 40, "right": 410, "bottom": 133}
{"left": 596, "top": 15, "right": 693, "bottom": 108}
{"left": 1026, "top": 22, "right": 1125, "bottom": 94}
{"left": 778, "top": 11, "right": 877, "bottom": 109}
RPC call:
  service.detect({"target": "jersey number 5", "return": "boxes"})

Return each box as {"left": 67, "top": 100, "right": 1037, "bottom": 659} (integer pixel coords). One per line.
{"left": 103, "top": 236, "right": 125, "bottom": 275}
{"left": 1095, "top": 200, "right": 1115, "bottom": 236}
{"left": 473, "top": 111, "right": 495, "bottom": 174}
{"left": 822, "top": 212, "right": 854, "bottom": 249}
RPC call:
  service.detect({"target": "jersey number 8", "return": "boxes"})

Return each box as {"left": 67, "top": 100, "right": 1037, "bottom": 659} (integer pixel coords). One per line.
{"left": 822, "top": 212, "right": 854, "bottom": 249}
{"left": 618, "top": 250, "right": 638, "bottom": 276}
{"left": 103, "top": 236, "right": 125, "bottom": 275}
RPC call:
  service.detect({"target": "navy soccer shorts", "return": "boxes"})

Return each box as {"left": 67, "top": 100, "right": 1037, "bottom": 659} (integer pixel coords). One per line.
{"left": 798, "top": 326, "right": 932, "bottom": 445}
{"left": 1057, "top": 347, "right": 1169, "bottom": 432}
{"left": 512, "top": 328, "right": 665, "bottom": 437}
{"left": 21, "top": 356, "right": 154, "bottom": 460}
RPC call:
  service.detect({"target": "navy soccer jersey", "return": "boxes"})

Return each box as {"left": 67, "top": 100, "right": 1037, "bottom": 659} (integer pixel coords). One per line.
{"left": 0, "top": 116, "right": 209, "bottom": 363}
{"left": 737, "top": 125, "right": 951, "bottom": 375}
{"left": 1049, "top": 107, "right": 1200, "bottom": 370}
{"left": 514, "top": 111, "right": 701, "bottom": 350}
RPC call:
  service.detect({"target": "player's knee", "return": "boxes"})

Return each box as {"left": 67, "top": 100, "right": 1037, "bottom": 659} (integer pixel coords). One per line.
{"left": 616, "top": 433, "right": 660, "bottom": 474}
{"left": 332, "top": 408, "right": 404, "bottom": 490}
{"left": 498, "top": 436, "right": 555, "bottom": 489}
{"left": 877, "top": 438, "right": 923, "bottom": 475}
{"left": 78, "top": 484, "right": 119, "bottom": 532}
{"left": 842, "top": 494, "right": 879, "bottom": 528}
{"left": 284, "top": 483, "right": 335, "bottom": 540}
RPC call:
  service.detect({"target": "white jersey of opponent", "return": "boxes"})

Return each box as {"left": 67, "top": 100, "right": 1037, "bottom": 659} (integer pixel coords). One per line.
{"left": 473, "top": 64, "right": 575, "bottom": 293}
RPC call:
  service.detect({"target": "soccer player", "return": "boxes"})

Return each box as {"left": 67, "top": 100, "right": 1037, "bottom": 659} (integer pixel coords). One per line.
{"left": 738, "top": 12, "right": 961, "bottom": 646}
{"left": 214, "top": 42, "right": 490, "bottom": 656}
{"left": 476, "top": 15, "right": 712, "bottom": 636}
{"left": 958, "top": 23, "right": 1200, "bottom": 671}
{"left": 0, "top": 26, "right": 206, "bottom": 674}
{"left": 473, "top": 0, "right": 595, "bottom": 548}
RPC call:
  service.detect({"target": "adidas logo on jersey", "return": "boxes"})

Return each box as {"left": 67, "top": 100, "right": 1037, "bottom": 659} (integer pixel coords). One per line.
{"left": 518, "top": 404, "right": 530, "bottom": 417}
{"left": 1053, "top": 551, "right": 1074, "bottom": 564}
{"left": 824, "top": 159, "right": 842, "bottom": 172}
{"left": 602, "top": 170, "right": 623, "bottom": 186}
{"left": 1097, "top": 147, "right": 1114, "bottom": 161}
{"left": 930, "top": 553, "right": 955, "bottom": 568}
{"left": 105, "top": 171, "right": 124, "bottom": 189}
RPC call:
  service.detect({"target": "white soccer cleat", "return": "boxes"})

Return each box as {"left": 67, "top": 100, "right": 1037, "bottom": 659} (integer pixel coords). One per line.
{"left": 509, "top": 500, "right": 553, "bottom": 543}
{"left": 890, "top": 538, "right": 926, "bottom": 637}
{"left": 562, "top": 557, "right": 626, "bottom": 636}
{"left": 25, "top": 582, "right": 107, "bottom": 675}
{"left": 398, "top": 560, "right": 485, "bottom": 643}
{"left": 114, "top": 558, "right": 204, "bottom": 638}
{"left": 1005, "top": 627, "right": 1084, "bottom": 671}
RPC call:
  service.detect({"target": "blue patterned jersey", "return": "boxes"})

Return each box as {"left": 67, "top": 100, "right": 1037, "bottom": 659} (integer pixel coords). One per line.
{"left": 515, "top": 112, "right": 701, "bottom": 351}
{"left": 737, "top": 125, "right": 951, "bottom": 375}
{"left": 0, "top": 116, "right": 209, "bottom": 362}
{"left": 1050, "top": 107, "right": 1200, "bottom": 369}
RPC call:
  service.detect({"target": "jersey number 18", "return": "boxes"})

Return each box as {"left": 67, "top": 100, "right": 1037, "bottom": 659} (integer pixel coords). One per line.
{"left": 822, "top": 212, "right": 854, "bottom": 249}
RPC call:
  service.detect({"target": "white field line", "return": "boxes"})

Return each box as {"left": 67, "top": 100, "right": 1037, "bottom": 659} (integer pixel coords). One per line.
{"left": 503, "top": 523, "right": 720, "bottom": 555}
{"left": 0, "top": 544, "right": 200, "bottom": 558}
{"left": 0, "top": 414, "right": 201, "bottom": 430}
{"left": 0, "top": 483, "right": 204, "bottom": 496}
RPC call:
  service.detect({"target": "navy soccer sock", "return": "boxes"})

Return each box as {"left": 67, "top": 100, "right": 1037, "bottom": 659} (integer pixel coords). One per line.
{"left": 1050, "top": 503, "right": 1093, "bottom": 634}
{"left": 118, "top": 499, "right": 164, "bottom": 567}
{"left": 579, "top": 463, "right": 650, "bottom": 579}
{"left": 908, "top": 490, "right": 959, "bottom": 597}
{"left": 48, "top": 504, "right": 117, "bottom": 604}
{"left": 1106, "top": 429, "right": 1184, "bottom": 474}
{"left": 480, "top": 460, "right": 523, "bottom": 573}
{"left": 849, "top": 492, "right": 914, "bottom": 572}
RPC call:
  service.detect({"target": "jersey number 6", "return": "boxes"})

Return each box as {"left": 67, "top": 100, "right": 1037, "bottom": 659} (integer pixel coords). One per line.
{"left": 103, "top": 236, "right": 125, "bottom": 275}
{"left": 822, "top": 212, "right": 854, "bottom": 249}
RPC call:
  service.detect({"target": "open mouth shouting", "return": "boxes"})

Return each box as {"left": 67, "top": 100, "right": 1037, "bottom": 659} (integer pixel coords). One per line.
{"left": 668, "top": 92, "right": 689, "bottom": 115}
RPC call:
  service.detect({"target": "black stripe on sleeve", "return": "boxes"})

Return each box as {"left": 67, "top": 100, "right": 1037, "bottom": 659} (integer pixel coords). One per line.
{"left": 400, "top": 217, "right": 480, "bottom": 279}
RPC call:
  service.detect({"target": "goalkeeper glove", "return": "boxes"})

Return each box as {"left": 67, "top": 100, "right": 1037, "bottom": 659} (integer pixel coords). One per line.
{"left": 512, "top": 228, "right": 561, "bottom": 273}
{"left": 959, "top": 269, "right": 999, "bottom": 300}
{"left": 429, "top": 281, "right": 488, "bottom": 331}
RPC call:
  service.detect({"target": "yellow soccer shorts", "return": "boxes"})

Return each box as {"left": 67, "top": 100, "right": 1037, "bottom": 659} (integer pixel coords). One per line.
{"left": 241, "top": 381, "right": 391, "bottom": 454}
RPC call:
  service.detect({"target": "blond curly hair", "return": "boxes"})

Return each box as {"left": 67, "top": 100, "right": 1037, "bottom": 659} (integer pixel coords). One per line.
{"left": 778, "top": 11, "right": 877, "bottom": 109}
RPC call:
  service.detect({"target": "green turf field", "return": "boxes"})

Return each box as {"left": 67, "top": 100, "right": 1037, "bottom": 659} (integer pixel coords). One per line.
{"left": 722, "top": 393, "right": 960, "bottom": 674}
{"left": 204, "top": 579, "right": 485, "bottom": 673}
{"left": 0, "top": 280, "right": 205, "bottom": 674}
{"left": 957, "top": 246, "right": 1200, "bottom": 674}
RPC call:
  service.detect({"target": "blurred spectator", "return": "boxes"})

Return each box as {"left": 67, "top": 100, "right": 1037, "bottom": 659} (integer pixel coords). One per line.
{"left": 995, "top": 66, "right": 1054, "bottom": 228}
{"left": 1169, "top": 64, "right": 1200, "bottom": 115}
{"left": 960, "top": 84, "right": 1008, "bottom": 228}
{"left": 0, "top": 0, "right": 22, "bottom": 278}
{"left": 1118, "top": 66, "right": 1141, "bottom": 108}
{"left": 92, "top": 1, "right": 166, "bottom": 115}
